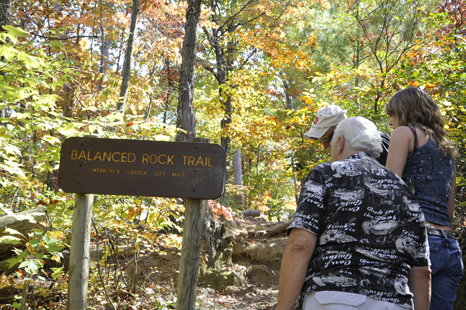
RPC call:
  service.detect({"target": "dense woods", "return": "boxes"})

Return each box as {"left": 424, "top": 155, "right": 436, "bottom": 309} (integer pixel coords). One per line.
{"left": 1, "top": 0, "right": 466, "bottom": 309}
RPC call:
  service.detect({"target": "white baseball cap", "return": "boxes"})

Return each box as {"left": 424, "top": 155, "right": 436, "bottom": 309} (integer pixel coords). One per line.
{"left": 305, "top": 105, "right": 347, "bottom": 139}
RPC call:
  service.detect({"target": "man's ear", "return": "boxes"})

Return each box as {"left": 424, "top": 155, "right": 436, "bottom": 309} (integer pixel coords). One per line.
{"left": 337, "top": 136, "right": 345, "bottom": 155}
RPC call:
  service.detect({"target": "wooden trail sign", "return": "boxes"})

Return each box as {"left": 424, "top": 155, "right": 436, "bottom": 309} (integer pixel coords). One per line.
{"left": 58, "top": 137, "right": 226, "bottom": 199}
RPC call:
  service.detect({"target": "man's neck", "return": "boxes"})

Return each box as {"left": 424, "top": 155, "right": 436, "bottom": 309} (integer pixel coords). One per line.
{"left": 335, "top": 149, "right": 366, "bottom": 161}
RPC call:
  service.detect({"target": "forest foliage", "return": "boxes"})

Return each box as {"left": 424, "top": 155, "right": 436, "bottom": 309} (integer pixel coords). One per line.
{"left": 1, "top": 0, "right": 466, "bottom": 308}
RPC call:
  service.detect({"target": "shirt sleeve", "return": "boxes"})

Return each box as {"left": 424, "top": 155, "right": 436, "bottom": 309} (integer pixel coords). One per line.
{"left": 288, "top": 167, "right": 327, "bottom": 236}
{"left": 399, "top": 195, "right": 430, "bottom": 267}
{"left": 412, "top": 218, "right": 430, "bottom": 267}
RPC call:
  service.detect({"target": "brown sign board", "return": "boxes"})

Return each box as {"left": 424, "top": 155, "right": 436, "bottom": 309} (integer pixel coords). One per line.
{"left": 58, "top": 137, "right": 226, "bottom": 199}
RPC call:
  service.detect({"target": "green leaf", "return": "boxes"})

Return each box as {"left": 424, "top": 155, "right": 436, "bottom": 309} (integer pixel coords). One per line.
{"left": 50, "top": 40, "right": 65, "bottom": 49}
{"left": 47, "top": 245, "right": 63, "bottom": 256}
{"left": 3, "top": 25, "right": 29, "bottom": 38}
{"left": 50, "top": 267, "right": 64, "bottom": 280}
{"left": 41, "top": 135, "right": 61, "bottom": 145}
{"left": 43, "top": 234, "right": 56, "bottom": 244}
{"left": 6, "top": 255, "right": 23, "bottom": 267}
{"left": 11, "top": 113, "right": 30, "bottom": 120}
{"left": 17, "top": 52, "right": 44, "bottom": 69}
{"left": 0, "top": 236, "right": 22, "bottom": 245}
{"left": 0, "top": 160, "right": 25, "bottom": 176}
{"left": 3, "top": 144, "right": 21, "bottom": 156}
{"left": 19, "top": 258, "right": 43, "bottom": 275}
{"left": 37, "top": 276, "right": 46, "bottom": 282}
{"left": 2, "top": 227, "right": 25, "bottom": 237}
{"left": 0, "top": 45, "right": 18, "bottom": 61}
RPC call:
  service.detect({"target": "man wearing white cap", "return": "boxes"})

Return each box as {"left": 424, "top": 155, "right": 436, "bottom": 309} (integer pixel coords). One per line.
{"left": 276, "top": 117, "right": 430, "bottom": 310}
{"left": 305, "top": 105, "right": 390, "bottom": 165}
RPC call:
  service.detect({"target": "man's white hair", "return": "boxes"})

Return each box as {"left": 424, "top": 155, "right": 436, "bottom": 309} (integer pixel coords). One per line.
{"left": 334, "top": 117, "right": 382, "bottom": 158}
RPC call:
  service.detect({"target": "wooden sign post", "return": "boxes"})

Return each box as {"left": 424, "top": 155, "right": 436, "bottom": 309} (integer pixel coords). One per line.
{"left": 176, "top": 138, "right": 209, "bottom": 310}
{"left": 58, "top": 137, "right": 225, "bottom": 310}
{"left": 66, "top": 194, "right": 94, "bottom": 310}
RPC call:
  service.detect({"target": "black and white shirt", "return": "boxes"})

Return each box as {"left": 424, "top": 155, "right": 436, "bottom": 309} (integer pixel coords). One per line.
{"left": 288, "top": 152, "right": 429, "bottom": 308}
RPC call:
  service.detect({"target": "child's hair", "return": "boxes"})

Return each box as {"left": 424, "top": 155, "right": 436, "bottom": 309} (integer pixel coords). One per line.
{"left": 385, "top": 87, "right": 456, "bottom": 158}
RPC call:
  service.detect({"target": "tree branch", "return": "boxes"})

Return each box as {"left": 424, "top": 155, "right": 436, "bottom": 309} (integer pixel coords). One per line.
{"left": 223, "top": 12, "right": 266, "bottom": 35}
{"left": 237, "top": 48, "right": 257, "bottom": 71}
{"left": 30, "top": 32, "right": 99, "bottom": 40}
{"left": 218, "top": 0, "right": 257, "bottom": 31}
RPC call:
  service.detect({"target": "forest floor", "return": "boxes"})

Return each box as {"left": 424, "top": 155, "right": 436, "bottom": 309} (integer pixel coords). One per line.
{"left": 2, "top": 209, "right": 466, "bottom": 309}
{"left": 121, "top": 216, "right": 284, "bottom": 310}
{"left": 102, "top": 215, "right": 285, "bottom": 310}
{"left": 0, "top": 215, "right": 284, "bottom": 310}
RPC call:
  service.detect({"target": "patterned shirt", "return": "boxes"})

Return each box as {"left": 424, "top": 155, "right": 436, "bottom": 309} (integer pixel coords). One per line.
{"left": 288, "top": 152, "right": 429, "bottom": 308}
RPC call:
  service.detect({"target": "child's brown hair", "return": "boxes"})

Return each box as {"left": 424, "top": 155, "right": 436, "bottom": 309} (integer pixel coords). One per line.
{"left": 385, "top": 87, "right": 456, "bottom": 158}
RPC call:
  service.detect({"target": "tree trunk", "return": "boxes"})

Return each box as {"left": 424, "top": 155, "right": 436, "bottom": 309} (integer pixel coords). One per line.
{"left": 233, "top": 149, "right": 244, "bottom": 207}
{"left": 175, "top": 0, "right": 201, "bottom": 142}
{"left": 0, "top": 0, "right": 11, "bottom": 30}
{"left": 202, "top": 3, "right": 257, "bottom": 189}
{"left": 0, "top": 0, "right": 11, "bottom": 121}
{"left": 97, "top": 5, "right": 111, "bottom": 92}
{"left": 259, "top": 220, "right": 293, "bottom": 239}
{"left": 282, "top": 78, "right": 293, "bottom": 109}
{"left": 174, "top": 1, "right": 203, "bottom": 308}
{"left": 220, "top": 95, "right": 231, "bottom": 156}
{"left": 241, "top": 210, "right": 260, "bottom": 218}
{"left": 163, "top": 58, "right": 173, "bottom": 124}
{"left": 116, "top": 0, "right": 140, "bottom": 113}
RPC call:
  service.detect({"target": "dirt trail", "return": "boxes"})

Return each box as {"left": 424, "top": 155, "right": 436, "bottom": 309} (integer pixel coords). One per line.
{"left": 127, "top": 216, "right": 286, "bottom": 310}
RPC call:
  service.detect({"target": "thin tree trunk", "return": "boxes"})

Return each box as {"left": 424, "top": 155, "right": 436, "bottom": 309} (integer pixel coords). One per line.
{"left": 220, "top": 95, "right": 231, "bottom": 155}
{"left": 0, "top": 0, "right": 11, "bottom": 121}
{"left": 0, "top": 0, "right": 11, "bottom": 30}
{"left": 175, "top": 0, "right": 202, "bottom": 142}
{"left": 117, "top": 0, "right": 140, "bottom": 113}
{"left": 115, "top": 29, "right": 126, "bottom": 75}
{"left": 97, "top": 0, "right": 111, "bottom": 92}
{"left": 163, "top": 58, "right": 172, "bottom": 124}
{"left": 233, "top": 149, "right": 244, "bottom": 207}
{"left": 283, "top": 78, "right": 293, "bottom": 109}
{"left": 291, "top": 156, "right": 299, "bottom": 204}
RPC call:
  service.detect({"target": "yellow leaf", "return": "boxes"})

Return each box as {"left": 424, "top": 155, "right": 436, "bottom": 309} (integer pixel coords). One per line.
{"left": 3, "top": 227, "right": 25, "bottom": 237}
{"left": 0, "top": 275, "right": 9, "bottom": 289}
{"left": 148, "top": 212, "right": 155, "bottom": 223}
{"left": 26, "top": 242, "right": 33, "bottom": 254}
{"left": 48, "top": 231, "right": 64, "bottom": 240}
{"left": 51, "top": 254, "right": 61, "bottom": 263}
{"left": 128, "top": 206, "right": 135, "bottom": 220}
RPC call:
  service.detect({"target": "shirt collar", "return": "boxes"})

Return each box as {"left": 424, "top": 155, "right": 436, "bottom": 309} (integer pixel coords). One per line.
{"left": 348, "top": 151, "right": 376, "bottom": 161}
